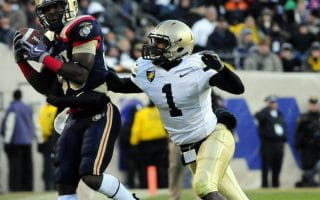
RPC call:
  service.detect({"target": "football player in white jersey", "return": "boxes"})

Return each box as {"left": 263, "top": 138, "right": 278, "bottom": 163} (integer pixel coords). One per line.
{"left": 106, "top": 20, "right": 249, "bottom": 200}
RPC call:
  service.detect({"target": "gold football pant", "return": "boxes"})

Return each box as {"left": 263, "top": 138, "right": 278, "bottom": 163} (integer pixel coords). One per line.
{"left": 188, "top": 124, "right": 249, "bottom": 200}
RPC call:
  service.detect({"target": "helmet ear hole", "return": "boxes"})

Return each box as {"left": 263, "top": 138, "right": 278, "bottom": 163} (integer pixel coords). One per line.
{"left": 177, "top": 47, "right": 184, "bottom": 52}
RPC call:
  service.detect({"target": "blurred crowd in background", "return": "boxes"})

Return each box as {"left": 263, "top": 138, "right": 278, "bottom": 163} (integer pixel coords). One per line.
{"left": 1, "top": 0, "right": 320, "bottom": 72}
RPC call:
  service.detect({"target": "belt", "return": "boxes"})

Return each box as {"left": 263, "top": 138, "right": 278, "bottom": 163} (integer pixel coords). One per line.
{"left": 180, "top": 137, "right": 207, "bottom": 153}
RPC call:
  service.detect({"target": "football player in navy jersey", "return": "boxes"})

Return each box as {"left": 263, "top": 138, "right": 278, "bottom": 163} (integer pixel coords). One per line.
{"left": 12, "top": 0, "right": 138, "bottom": 199}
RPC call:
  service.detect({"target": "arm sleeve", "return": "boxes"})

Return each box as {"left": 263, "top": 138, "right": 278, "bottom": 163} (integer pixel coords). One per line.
{"left": 209, "top": 67, "right": 245, "bottom": 94}
{"left": 4, "top": 112, "right": 15, "bottom": 144}
{"left": 18, "top": 61, "right": 58, "bottom": 95}
{"left": 106, "top": 70, "right": 143, "bottom": 93}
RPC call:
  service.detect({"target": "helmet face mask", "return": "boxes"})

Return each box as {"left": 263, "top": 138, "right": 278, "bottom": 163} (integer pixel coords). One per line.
{"left": 142, "top": 20, "right": 195, "bottom": 65}
{"left": 35, "top": 0, "right": 78, "bottom": 32}
{"left": 142, "top": 35, "right": 170, "bottom": 65}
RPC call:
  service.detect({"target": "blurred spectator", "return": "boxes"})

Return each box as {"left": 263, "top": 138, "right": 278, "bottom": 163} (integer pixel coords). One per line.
{"left": 0, "top": 89, "right": 35, "bottom": 191}
{"left": 234, "top": 28, "right": 256, "bottom": 69}
{"left": 307, "top": 9, "right": 320, "bottom": 35}
{"left": 206, "top": 16, "right": 237, "bottom": 63}
{"left": 290, "top": 23, "right": 316, "bottom": 58}
{"left": 192, "top": 6, "right": 217, "bottom": 52}
{"left": 130, "top": 42, "right": 143, "bottom": 61}
{"left": 294, "top": 0, "right": 309, "bottom": 25}
{"left": 105, "top": 45, "right": 121, "bottom": 71}
{"left": 224, "top": 0, "right": 248, "bottom": 23}
{"left": 169, "top": 0, "right": 201, "bottom": 27}
{"left": 118, "top": 37, "right": 135, "bottom": 72}
{"left": 118, "top": 98, "right": 143, "bottom": 188}
{"left": 78, "top": 0, "right": 90, "bottom": 15}
{"left": 244, "top": 37, "right": 283, "bottom": 71}
{"left": 269, "top": 22, "right": 288, "bottom": 53}
{"left": 38, "top": 101, "right": 57, "bottom": 191}
{"left": 229, "top": 15, "right": 261, "bottom": 45}
{"left": 258, "top": 8, "right": 274, "bottom": 35}
{"left": 279, "top": 43, "right": 302, "bottom": 72}
{"left": 130, "top": 100, "right": 168, "bottom": 188}
{"left": 255, "top": 95, "right": 287, "bottom": 188}
{"left": 295, "top": 97, "right": 320, "bottom": 187}
{"left": 87, "top": 1, "right": 109, "bottom": 34}
{"left": 1, "top": 0, "right": 27, "bottom": 30}
{"left": 305, "top": 41, "right": 320, "bottom": 72}
{"left": 0, "top": 14, "right": 14, "bottom": 46}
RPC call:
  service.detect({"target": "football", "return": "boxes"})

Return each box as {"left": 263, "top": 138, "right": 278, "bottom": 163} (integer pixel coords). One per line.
{"left": 19, "top": 27, "right": 44, "bottom": 45}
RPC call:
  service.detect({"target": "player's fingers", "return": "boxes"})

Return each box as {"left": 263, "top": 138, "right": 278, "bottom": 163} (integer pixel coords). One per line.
{"left": 13, "top": 31, "right": 21, "bottom": 38}
{"left": 13, "top": 34, "right": 22, "bottom": 45}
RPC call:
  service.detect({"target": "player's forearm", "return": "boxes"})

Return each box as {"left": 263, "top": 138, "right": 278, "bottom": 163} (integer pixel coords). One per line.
{"left": 40, "top": 52, "right": 93, "bottom": 84}
{"left": 106, "top": 71, "right": 143, "bottom": 93}
{"left": 209, "top": 67, "right": 244, "bottom": 94}
{"left": 17, "top": 61, "right": 53, "bottom": 95}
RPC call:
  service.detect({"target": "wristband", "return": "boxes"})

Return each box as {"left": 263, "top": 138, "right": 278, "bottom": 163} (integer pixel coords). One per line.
{"left": 42, "top": 55, "right": 63, "bottom": 73}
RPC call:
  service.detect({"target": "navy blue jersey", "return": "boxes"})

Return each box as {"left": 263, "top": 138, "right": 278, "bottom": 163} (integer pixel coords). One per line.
{"left": 50, "top": 15, "right": 108, "bottom": 95}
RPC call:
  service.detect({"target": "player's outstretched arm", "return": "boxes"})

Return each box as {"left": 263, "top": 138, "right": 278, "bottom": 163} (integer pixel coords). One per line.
{"left": 200, "top": 51, "right": 244, "bottom": 94}
{"left": 106, "top": 68, "right": 143, "bottom": 93}
{"left": 209, "top": 66, "right": 244, "bottom": 94}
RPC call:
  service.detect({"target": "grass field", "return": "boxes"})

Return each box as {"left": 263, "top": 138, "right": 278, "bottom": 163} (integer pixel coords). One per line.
{"left": 0, "top": 188, "right": 320, "bottom": 200}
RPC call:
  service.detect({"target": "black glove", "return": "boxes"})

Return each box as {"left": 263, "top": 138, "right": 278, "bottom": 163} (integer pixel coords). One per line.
{"left": 13, "top": 31, "right": 26, "bottom": 62}
{"left": 215, "top": 108, "right": 237, "bottom": 131}
{"left": 200, "top": 50, "right": 224, "bottom": 72}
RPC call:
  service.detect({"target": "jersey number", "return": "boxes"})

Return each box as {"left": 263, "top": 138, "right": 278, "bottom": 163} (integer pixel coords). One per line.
{"left": 162, "top": 84, "right": 182, "bottom": 117}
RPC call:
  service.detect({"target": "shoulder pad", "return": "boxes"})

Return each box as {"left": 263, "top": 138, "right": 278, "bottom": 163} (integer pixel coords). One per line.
{"left": 60, "top": 15, "right": 101, "bottom": 43}
{"left": 136, "top": 57, "right": 153, "bottom": 69}
{"left": 183, "top": 53, "right": 207, "bottom": 69}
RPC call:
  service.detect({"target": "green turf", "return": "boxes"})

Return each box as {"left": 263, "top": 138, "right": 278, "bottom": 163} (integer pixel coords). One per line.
{"left": 0, "top": 189, "right": 320, "bottom": 200}
{"left": 144, "top": 189, "right": 320, "bottom": 200}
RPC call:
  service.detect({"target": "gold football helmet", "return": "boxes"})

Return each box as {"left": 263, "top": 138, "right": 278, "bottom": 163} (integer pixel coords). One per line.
{"left": 35, "top": 0, "right": 78, "bottom": 32}
{"left": 142, "top": 20, "right": 194, "bottom": 64}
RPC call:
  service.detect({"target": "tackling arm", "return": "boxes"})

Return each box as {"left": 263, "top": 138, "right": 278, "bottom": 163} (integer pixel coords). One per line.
{"left": 209, "top": 66, "right": 245, "bottom": 94}
{"left": 106, "top": 69, "right": 142, "bottom": 93}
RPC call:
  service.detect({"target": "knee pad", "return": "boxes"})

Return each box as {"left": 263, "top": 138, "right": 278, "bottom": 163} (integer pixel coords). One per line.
{"left": 81, "top": 175, "right": 103, "bottom": 190}
{"left": 193, "top": 170, "right": 216, "bottom": 197}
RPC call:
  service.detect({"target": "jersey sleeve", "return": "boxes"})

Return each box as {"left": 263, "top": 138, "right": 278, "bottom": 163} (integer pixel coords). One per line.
{"left": 60, "top": 15, "right": 102, "bottom": 47}
{"left": 130, "top": 57, "right": 143, "bottom": 84}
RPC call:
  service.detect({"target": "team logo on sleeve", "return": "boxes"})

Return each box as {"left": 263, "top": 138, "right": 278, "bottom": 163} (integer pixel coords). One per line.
{"left": 79, "top": 22, "right": 93, "bottom": 37}
{"left": 146, "top": 70, "right": 155, "bottom": 82}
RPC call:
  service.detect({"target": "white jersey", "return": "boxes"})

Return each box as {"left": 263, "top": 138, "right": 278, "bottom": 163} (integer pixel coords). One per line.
{"left": 131, "top": 53, "right": 218, "bottom": 145}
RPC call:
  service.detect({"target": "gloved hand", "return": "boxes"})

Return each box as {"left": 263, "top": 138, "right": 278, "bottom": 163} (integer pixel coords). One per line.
{"left": 21, "top": 37, "right": 49, "bottom": 63}
{"left": 215, "top": 108, "right": 237, "bottom": 131}
{"left": 13, "top": 31, "right": 26, "bottom": 62}
{"left": 200, "top": 50, "right": 224, "bottom": 72}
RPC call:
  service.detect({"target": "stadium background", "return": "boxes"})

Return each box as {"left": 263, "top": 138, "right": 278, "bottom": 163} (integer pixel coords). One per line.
{"left": 1, "top": 0, "right": 320, "bottom": 199}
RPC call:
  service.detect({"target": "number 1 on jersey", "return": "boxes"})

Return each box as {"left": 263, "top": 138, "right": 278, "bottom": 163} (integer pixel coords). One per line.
{"left": 162, "top": 84, "right": 182, "bottom": 117}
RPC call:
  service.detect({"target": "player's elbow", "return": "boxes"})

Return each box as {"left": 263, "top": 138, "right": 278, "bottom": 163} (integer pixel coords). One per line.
{"left": 71, "top": 69, "right": 89, "bottom": 84}
{"left": 234, "top": 83, "right": 245, "bottom": 94}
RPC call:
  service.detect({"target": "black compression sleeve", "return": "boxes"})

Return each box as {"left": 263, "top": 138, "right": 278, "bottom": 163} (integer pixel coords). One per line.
{"left": 209, "top": 67, "right": 245, "bottom": 94}
{"left": 106, "top": 71, "right": 143, "bottom": 93}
